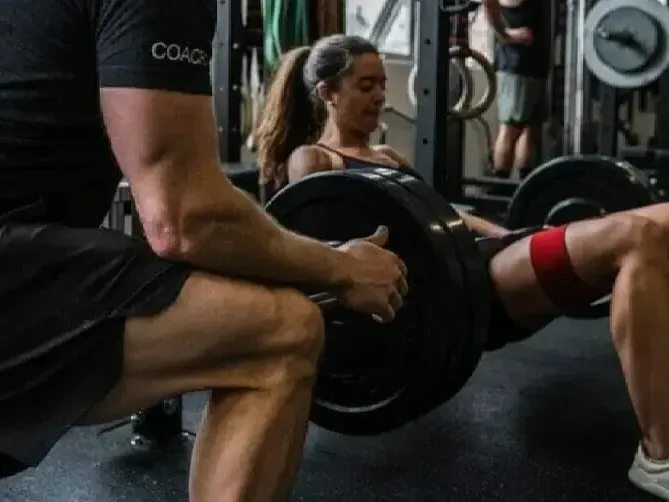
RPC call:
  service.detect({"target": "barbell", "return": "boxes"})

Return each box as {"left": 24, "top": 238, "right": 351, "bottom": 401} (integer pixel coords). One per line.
{"left": 584, "top": 0, "right": 669, "bottom": 89}
{"left": 266, "top": 167, "right": 489, "bottom": 435}
{"left": 264, "top": 156, "right": 657, "bottom": 435}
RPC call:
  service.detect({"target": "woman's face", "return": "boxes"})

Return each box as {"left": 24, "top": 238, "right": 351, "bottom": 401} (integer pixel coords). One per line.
{"left": 328, "top": 52, "right": 386, "bottom": 135}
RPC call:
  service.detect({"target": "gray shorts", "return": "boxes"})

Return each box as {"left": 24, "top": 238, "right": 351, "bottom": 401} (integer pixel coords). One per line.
{"left": 496, "top": 71, "right": 548, "bottom": 125}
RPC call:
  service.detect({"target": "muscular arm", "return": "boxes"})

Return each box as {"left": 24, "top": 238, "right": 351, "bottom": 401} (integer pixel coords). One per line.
{"left": 97, "top": 0, "right": 352, "bottom": 288}
{"left": 375, "top": 145, "right": 509, "bottom": 237}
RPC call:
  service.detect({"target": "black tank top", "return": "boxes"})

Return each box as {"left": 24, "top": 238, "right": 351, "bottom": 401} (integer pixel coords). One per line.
{"left": 260, "top": 144, "right": 419, "bottom": 204}
{"left": 316, "top": 143, "right": 418, "bottom": 178}
{"left": 494, "top": 0, "right": 550, "bottom": 78}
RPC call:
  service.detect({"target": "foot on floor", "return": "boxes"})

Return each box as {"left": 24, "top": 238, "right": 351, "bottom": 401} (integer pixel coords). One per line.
{"left": 629, "top": 444, "right": 669, "bottom": 500}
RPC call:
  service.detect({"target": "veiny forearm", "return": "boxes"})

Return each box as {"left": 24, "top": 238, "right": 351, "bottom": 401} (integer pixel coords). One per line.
{"left": 180, "top": 187, "right": 352, "bottom": 289}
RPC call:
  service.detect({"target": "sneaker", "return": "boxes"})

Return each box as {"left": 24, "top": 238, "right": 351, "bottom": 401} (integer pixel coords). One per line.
{"left": 629, "top": 443, "right": 669, "bottom": 500}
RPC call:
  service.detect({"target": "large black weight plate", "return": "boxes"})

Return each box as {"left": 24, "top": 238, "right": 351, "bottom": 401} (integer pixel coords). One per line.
{"left": 265, "top": 169, "right": 479, "bottom": 435}
{"left": 369, "top": 167, "right": 490, "bottom": 411}
{"left": 505, "top": 155, "right": 658, "bottom": 319}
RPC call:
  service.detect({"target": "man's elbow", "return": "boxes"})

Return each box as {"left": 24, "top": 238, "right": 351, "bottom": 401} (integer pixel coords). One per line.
{"left": 142, "top": 217, "right": 190, "bottom": 262}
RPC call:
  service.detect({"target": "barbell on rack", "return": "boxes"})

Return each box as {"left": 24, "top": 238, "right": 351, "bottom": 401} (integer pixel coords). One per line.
{"left": 584, "top": 0, "right": 669, "bottom": 89}
{"left": 263, "top": 156, "right": 657, "bottom": 435}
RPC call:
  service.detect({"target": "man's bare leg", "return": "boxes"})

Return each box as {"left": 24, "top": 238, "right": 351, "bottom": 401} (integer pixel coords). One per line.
{"left": 81, "top": 272, "right": 325, "bottom": 502}
{"left": 492, "top": 123, "right": 521, "bottom": 177}
{"left": 514, "top": 125, "right": 539, "bottom": 176}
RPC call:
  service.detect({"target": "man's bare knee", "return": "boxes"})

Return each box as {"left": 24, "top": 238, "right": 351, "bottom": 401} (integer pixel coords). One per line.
{"left": 274, "top": 288, "right": 325, "bottom": 360}
{"left": 612, "top": 215, "right": 668, "bottom": 265}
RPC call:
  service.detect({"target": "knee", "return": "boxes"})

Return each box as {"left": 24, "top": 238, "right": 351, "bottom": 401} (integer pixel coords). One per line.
{"left": 274, "top": 288, "right": 325, "bottom": 362}
{"left": 498, "top": 125, "right": 519, "bottom": 144}
{"left": 612, "top": 215, "right": 668, "bottom": 265}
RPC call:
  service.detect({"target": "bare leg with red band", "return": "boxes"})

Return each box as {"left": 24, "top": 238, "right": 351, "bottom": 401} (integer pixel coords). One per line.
{"left": 528, "top": 225, "right": 602, "bottom": 312}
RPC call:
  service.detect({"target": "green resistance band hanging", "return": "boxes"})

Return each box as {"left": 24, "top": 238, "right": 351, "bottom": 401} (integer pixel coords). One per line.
{"left": 263, "top": 0, "right": 310, "bottom": 70}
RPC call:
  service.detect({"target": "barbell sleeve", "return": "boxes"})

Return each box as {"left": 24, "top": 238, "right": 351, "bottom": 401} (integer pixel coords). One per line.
{"left": 308, "top": 291, "right": 339, "bottom": 309}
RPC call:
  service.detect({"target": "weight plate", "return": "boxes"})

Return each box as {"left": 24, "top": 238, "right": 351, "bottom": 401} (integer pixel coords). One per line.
{"left": 369, "top": 167, "right": 490, "bottom": 411}
{"left": 584, "top": 0, "right": 669, "bottom": 88}
{"left": 266, "top": 169, "right": 477, "bottom": 435}
{"left": 505, "top": 155, "right": 658, "bottom": 319}
{"left": 593, "top": 7, "right": 659, "bottom": 74}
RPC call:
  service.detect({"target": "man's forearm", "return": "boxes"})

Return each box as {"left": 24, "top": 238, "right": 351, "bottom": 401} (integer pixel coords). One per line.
{"left": 182, "top": 187, "right": 353, "bottom": 290}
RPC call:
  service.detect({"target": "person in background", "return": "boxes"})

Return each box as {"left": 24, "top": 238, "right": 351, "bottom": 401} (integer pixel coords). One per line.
{"left": 256, "top": 33, "right": 669, "bottom": 501}
{"left": 483, "top": 0, "right": 551, "bottom": 180}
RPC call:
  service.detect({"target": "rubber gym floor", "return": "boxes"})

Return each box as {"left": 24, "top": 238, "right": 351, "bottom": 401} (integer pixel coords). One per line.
{"left": 0, "top": 318, "right": 658, "bottom": 501}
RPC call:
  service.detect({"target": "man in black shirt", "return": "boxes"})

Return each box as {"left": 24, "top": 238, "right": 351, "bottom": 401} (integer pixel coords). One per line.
{"left": 483, "top": 0, "right": 550, "bottom": 179}
{"left": 0, "top": 1, "right": 408, "bottom": 500}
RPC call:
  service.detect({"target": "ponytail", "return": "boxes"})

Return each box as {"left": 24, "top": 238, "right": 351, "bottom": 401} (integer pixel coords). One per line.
{"left": 256, "top": 46, "right": 324, "bottom": 195}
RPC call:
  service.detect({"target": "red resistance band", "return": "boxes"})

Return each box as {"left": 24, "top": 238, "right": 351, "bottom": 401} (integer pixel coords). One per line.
{"left": 529, "top": 225, "right": 602, "bottom": 312}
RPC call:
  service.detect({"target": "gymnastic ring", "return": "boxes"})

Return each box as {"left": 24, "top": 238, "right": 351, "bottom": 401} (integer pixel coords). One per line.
{"left": 447, "top": 46, "right": 497, "bottom": 120}
{"left": 407, "top": 49, "right": 474, "bottom": 116}
{"left": 240, "top": 89, "right": 254, "bottom": 142}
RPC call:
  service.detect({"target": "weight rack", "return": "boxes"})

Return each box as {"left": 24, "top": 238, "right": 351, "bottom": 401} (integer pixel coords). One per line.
{"left": 413, "top": 1, "right": 455, "bottom": 198}
{"left": 215, "top": 0, "right": 244, "bottom": 163}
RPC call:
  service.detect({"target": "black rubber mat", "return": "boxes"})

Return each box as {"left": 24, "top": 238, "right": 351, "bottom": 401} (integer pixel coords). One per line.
{"left": 0, "top": 318, "right": 658, "bottom": 501}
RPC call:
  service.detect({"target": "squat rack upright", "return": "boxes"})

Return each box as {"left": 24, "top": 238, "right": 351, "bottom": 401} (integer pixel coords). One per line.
{"left": 412, "top": 1, "right": 458, "bottom": 199}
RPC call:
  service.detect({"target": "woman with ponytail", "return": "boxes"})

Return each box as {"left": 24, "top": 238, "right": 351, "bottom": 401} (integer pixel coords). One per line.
{"left": 258, "top": 38, "right": 669, "bottom": 501}
{"left": 256, "top": 34, "right": 381, "bottom": 200}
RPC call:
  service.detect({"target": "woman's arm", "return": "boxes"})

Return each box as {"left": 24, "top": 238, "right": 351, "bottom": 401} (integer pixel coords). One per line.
{"left": 287, "top": 145, "right": 333, "bottom": 182}
{"left": 374, "top": 145, "right": 510, "bottom": 237}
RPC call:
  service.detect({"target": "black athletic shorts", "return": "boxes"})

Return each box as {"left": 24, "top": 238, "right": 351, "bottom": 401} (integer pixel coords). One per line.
{"left": 0, "top": 204, "right": 191, "bottom": 476}
{"left": 476, "top": 227, "right": 543, "bottom": 351}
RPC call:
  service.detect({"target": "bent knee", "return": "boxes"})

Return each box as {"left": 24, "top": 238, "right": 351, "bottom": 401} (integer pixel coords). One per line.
{"left": 274, "top": 288, "right": 325, "bottom": 359}
{"left": 610, "top": 215, "right": 668, "bottom": 264}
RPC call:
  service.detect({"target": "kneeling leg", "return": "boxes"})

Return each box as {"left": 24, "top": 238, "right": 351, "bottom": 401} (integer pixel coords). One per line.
{"left": 82, "top": 273, "right": 325, "bottom": 502}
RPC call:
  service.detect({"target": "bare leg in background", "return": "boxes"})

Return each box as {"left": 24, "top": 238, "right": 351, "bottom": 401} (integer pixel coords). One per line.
{"left": 514, "top": 125, "right": 539, "bottom": 175}
{"left": 492, "top": 123, "right": 521, "bottom": 176}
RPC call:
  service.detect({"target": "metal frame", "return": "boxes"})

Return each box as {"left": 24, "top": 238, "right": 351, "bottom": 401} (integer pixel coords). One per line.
{"left": 656, "top": 0, "right": 669, "bottom": 149}
{"left": 656, "top": 70, "right": 669, "bottom": 148}
{"left": 413, "top": 0, "right": 456, "bottom": 199}
{"left": 215, "top": 0, "right": 244, "bottom": 162}
{"left": 597, "top": 85, "right": 618, "bottom": 156}
{"left": 563, "top": 0, "right": 591, "bottom": 154}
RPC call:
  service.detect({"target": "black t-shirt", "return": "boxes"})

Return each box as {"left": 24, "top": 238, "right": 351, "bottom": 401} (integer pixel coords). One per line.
{"left": 0, "top": 0, "right": 216, "bottom": 227}
{"left": 494, "top": 0, "right": 551, "bottom": 79}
